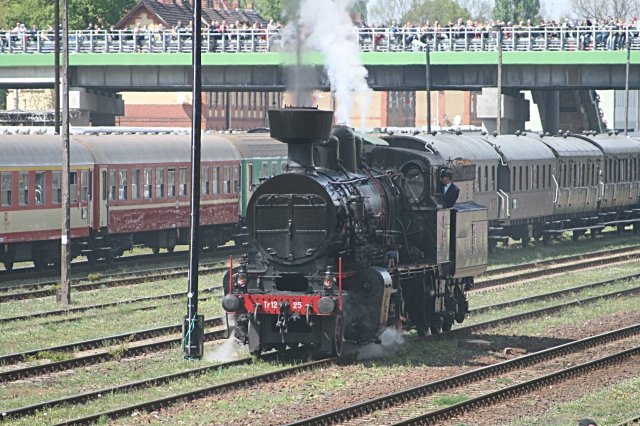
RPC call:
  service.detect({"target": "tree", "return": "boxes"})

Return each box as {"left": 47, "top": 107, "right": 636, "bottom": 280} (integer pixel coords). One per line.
{"left": 367, "top": 0, "right": 413, "bottom": 24}
{"left": 0, "top": 0, "right": 136, "bottom": 29}
{"left": 457, "top": 0, "right": 493, "bottom": 21}
{"left": 254, "top": 0, "right": 284, "bottom": 22}
{"left": 402, "top": 0, "right": 471, "bottom": 24}
{"left": 493, "top": 0, "right": 540, "bottom": 23}
{"left": 570, "top": 0, "right": 640, "bottom": 20}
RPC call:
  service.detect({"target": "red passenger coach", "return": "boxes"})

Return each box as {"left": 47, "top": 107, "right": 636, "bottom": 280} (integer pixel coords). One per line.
{"left": 77, "top": 135, "right": 243, "bottom": 258}
{"left": 0, "top": 135, "right": 95, "bottom": 270}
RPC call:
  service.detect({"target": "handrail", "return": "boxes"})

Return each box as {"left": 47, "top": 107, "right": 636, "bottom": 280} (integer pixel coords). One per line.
{"left": 1, "top": 26, "right": 639, "bottom": 54}
{"left": 552, "top": 174, "right": 559, "bottom": 203}
{"left": 498, "top": 189, "right": 510, "bottom": 217}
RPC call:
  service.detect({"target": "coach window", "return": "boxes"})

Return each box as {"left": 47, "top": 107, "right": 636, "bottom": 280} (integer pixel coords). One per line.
{"left": 202, "top": 166, "right": 210, "bottom": 195}
{"left": 212, "top": 166, "right": 219, "bottom": 194}
{"left": 156, "top": 168, "right": 164, "bottom": 198}
{"left": 168, "top": 168, "right": 176, "bottom": 197}
{"left": 512, "top": 166, "right": 516, "bottom": 190}
{"left": 132, "top": 169, "right": 140, "bottom": 200}
{"left": 18, "top": 172, "right": 29, "bottom": 206}
{"left": 81, "top": 171, "right": 89, "bottom": 202}
{"left": 118, "top": 170, "right": 127, "bottom": 201}
{"left": 223, "top": 166, "right": 231, "bottom": 194}
{"left": 233, "top": 166, "right": 239, "bottom": 193}
{"left": 69, "top": 172, "right": 78, "bottom": 203}
{"left": 261, "top": 161, "right": 269, "bottom": 178}
{"left": 518, "top": 166, "right": 523, "bottom": 191}
{"left": 525, "top": 166, "right": 529, "bottom": 190}
{"left": 53, "top": 171, "right": 62, "bottom": 204}
{"left": 34, "top": 172, "right": 45, "bottom": 205}
{"left": 143, "top": 169, "right": 152, "bottom": 199}
{"left": 179, "top": 168, "right": 188, "bottom": 196}
{"left": 1, "top": 172, "right": 11, "bottom": 206}
{"left": 492, "top": 166, "right": 496, "bottom": 190}
{"left": 484, "top": 165, "right": 489, "bottom": 191}
{"left": 109, "top": 170, "right": 117, "bottom": 200}
{"left": 271, "top": 161, "right": 277, "bottom": 176}
{"left": 247, "top": 164, "right": 254, "bottom": 192}
{"left": 477, "top": 166, "right": 481, "bottom": 192}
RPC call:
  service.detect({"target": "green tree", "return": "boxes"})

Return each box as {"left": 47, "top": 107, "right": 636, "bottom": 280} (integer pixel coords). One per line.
{"left": 402, "top": 0, "right": 471, "bottom": 24}
{"left": 254, "top": 0, "right": 284, "bottom": 22}
{"left": 493, "top": 0, "right": 540, "bottom": 23}
{"left": 0, "top": 0, "right": 136, "bottom": 29}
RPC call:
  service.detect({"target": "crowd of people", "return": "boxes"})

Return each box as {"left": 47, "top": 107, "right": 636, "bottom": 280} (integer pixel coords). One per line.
{"left": 2, "top": 15, "right": 640, "bottom": 53}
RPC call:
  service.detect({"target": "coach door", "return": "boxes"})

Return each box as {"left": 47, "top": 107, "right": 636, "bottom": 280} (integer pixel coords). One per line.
{"left": 99, "top": 168, "right": 108, "bottom": 228}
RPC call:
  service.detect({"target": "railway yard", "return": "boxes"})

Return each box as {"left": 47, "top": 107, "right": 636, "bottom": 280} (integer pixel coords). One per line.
{"left": 0, "top": 232, "right": 638, "bottom": 425}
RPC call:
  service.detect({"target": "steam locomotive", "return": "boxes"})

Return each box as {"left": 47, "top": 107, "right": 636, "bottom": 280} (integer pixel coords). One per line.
{"left": 222, "top": 108, "right": 488, "bottom": 356}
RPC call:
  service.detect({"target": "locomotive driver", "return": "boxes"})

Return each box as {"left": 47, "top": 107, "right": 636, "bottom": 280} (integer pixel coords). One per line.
{"left": 439, "top": 168, "right": 459, "bottom": 208}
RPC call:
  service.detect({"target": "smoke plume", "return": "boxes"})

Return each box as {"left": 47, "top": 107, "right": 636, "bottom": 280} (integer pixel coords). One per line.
{"left": 296, "top": 0, "right": 372, "bottom": 125}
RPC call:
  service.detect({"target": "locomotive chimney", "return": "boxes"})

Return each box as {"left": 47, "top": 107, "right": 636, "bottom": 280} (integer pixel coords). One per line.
{"left": 332, "top": 125, "right": 357, "bottom": 173}
{"left": 268, "top": 107, "right": 334, "bottom": 171}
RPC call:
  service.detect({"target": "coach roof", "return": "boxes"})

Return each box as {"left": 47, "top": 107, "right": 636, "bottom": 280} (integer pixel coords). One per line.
{"left": 75, "top": 134, "right": 241, "bottom": 164}
{"left": 0, "top": 135, "right": 95, "bottom": 168}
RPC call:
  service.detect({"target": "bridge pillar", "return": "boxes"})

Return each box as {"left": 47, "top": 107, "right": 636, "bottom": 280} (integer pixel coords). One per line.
{"left": 69, "top": 88, "right": 124, "bottom": 126}
{"left": 532, "top": 90, "right": 560, "bottom": 134}
{"left": 476, "top": 88, "right": 529, "bottom": 134}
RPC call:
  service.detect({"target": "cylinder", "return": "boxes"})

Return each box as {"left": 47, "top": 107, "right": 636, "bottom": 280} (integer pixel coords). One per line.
{"left": 332, "top": 125, "right": 357, "bottom": 173}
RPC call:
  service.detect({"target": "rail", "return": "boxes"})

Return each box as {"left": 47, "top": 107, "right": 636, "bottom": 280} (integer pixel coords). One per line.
{"left": 1, "top": 26, "right": 640, "bottom": 54}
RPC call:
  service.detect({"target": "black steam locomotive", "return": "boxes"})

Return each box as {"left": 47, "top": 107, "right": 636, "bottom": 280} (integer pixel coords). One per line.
{"left": 222, "top": 108, "right": 488, "bottom": 356}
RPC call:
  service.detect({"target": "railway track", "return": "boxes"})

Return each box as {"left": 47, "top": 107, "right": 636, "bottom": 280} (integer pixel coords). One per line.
{"left": 474, "top": 245, "right": 640, "bottom": 291}
{"left": 0, "top": 323, "right": 226, "bottom": 384}
{"left": 0, "top": 286, "right": 222, "bottom": 325}
{"left": 5, "top": 282, "right": 639, "bottom": 424}
{"left": 0, "top": 264, "right": 228, "bottom": 304}
{"left": 0, "top": 316, "right": 225, "bottom": 367}
{"left": 294, "top": 324, "right": 640, "bottom": 425}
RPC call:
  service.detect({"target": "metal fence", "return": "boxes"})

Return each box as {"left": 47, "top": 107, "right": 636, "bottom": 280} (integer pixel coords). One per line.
{"left": 1, "top": 26, "right": 639, "bottom": 54}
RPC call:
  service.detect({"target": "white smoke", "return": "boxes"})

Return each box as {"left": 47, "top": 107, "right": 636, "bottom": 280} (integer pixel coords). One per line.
{"left": 298, "top": 0, "right": 373, "bottom": 126}
{"left": 205, "top": 315, "right": 249, "bottom": 362}
{"left": 352, "top": 327, "right": 405, "bottom": 360}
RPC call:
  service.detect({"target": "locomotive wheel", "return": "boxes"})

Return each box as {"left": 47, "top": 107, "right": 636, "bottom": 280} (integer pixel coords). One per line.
{"left": 3, "top": 261, "right": 13, "bottom": 271}
{"left": 429, "top": 315, "right": 442, "bottom": 335}
{"left": 166, "top": 244, "right": 175, "bottom": 253}
{"left": 333, "top": 314, "right": 344, "bottom": 357}
{"left": 151, "top": 246, "right": 160, "bottom": 255}
{"left": 442, "top": 315, "right": 454, "bottom": 332}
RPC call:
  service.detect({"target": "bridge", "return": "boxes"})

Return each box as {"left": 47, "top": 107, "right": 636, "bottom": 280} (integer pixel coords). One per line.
{"left": 1, "top": 27, "right": 639, "bottom": 132}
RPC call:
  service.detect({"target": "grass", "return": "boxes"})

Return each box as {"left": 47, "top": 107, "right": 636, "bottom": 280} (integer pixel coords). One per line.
{"left": 471, "top": 262, "right": 640, "bottom": 309}
{"left": 487, "top": 230, "right": 640, "bottom": 269}
{"left": 0, "top": 275, "right": 211, "bottom": 319}
{"left": 0, "top": 296, "right": 225, "bottom": 354}
{"left": 509, "top": 375, "right": 640, "bottom": 426}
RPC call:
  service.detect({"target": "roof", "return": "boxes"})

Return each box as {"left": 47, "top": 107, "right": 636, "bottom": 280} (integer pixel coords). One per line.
{"left": 221, "top": 133, "right": 287, "bottom": 159}
{"left": 539, "top": 135, "right": 603, "bottom": 158}
{"left": 0, "top": 135, "right": 95, "bottom": 168}
{"left": 117, "top": 0, "right": 266, "bottom": 29}
{"left": 582, "top": 134, "right": 640, "bottom": 155}
{"left": 75, "top": 134, "right": 241, "bottom": 164}
{"left": 383, "top": 133, "right": 502, "bottom": 162}
{"left": 480, "top": 134, "right": 556, "bottom": 162}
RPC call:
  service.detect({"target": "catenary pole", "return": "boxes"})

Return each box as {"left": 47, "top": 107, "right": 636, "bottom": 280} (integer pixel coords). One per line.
{"left": 425, "top": 43, "right": 432, "bottom": 133}
{"left": 59, "top": 0, "right": 71, "bottom": 305}
{"left": 183, "top": 0, "right": 205, "bottom": 359}
{"left": 54, "top": 0, "right": 60, "bottom": 134}
{"left": 496, "top": 26, "right": 503, "bottom": 135}
{"left": 625, "top": 39, "right": 631, "bottom": 136}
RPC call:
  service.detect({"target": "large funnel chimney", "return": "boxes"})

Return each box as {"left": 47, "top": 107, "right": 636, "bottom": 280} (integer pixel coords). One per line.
{"left": 268, "top": 107, "right": 334, "bottom": 171}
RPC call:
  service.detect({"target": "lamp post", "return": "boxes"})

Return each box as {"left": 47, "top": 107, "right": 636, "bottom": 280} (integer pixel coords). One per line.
{"left": 496, "top": 25, "right": 503, "bottom": 135}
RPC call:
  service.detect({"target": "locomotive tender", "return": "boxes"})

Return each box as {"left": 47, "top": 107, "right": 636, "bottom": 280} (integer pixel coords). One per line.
{"left": 222, "top": 108, "right": 488, "bottom": 356}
